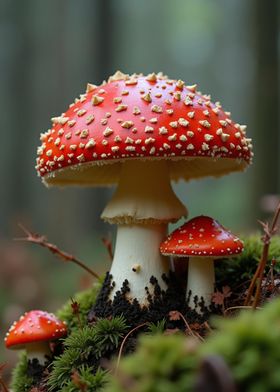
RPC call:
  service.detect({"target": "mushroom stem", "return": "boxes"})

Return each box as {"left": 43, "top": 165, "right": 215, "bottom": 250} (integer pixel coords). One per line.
{"left": 101, "top": 160, "right": 187, "bottom": 305}
{"left": 110, "top": 223, "right": 169, "bottom": 304}
{"left": 187, "top": 257, "right": 215, "bottom": 309}
{"left": 102, "top": 160, "right": 187, "bottom": 224}
{"left": 26, "top": 342, "right": 51, "bottom": 365}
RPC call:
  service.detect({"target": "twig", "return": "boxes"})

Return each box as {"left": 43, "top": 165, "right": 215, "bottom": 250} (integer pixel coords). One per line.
{"left": 169, "top": 310, "right": 201, "bottom": 340}
{"left": 244, "top": 202, "right": 280, "bottom": 308}
{"left": 0, "top": 363, "right": 9, "bottom": 392}
{"left": 71, "top": 298, "right": 82, "bottom": 330}
{"left": 15, "top": 223, "right": 100, "bottom": 280}
{"left": 203, "top": 321, "right": 212, "bottom": 332}
{"left": 101, "top": 236, "right": 113, "bottom": 261}
{"left": 224, "top": 306, "right": 261, "bottom": 315}
{"left": 115, "top": 322, "right": 148, "bottom": 373}
{"left": 178, "top": 312, "right": 199, "bottom": 340}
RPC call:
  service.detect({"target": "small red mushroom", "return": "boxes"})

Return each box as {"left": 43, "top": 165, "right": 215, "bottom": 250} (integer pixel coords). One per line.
{"left": 5, "top": 310, "right": 67, "bottom": 364}
{"left": 160, "top": 216, "right": 244, "bottom": 309}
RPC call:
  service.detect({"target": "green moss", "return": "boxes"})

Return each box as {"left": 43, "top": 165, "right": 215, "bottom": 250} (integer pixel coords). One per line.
{"left": 10, "top": 352, "right": 33, "bottom": 392}
{"left": 9, "top": 236, "right": 280, "bottom": 391}
{"left": 201, "top": 299, "right": 280, "bottom": 392}
{"left": 147, "top": 320, "right": 166, "bottom": 335}
{"left": 57, "top": 281, "right": 102, "bottom": 330}
{"left": 216, "top": 235, "right": 280, "bottom": 288}
{"left": 105, "top": 333, "right": 199, "bottom": 392}
{"left": 47, "top": 316, "right": 128, "bottom": 391}
{"left": 61, "top": 367, "right": 108, "bottom": 391}
{"left": 107, "top": 299, "right": 280, "bottom": 392}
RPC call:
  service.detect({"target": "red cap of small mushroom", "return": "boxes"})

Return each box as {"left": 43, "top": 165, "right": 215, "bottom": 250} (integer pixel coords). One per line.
{"left": 36, "top": 71, "right": 253, "bottom": 186}
{"left": 5, "top": 310, "right": 67, "bottom": 349}
{"left": 160, "top": 215, "right": 244, "bottom": 257}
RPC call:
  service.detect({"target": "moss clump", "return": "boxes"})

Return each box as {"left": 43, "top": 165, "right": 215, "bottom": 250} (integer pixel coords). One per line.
{"left": 10, "top": 353, "right": 34, "bottom": 392}
{"left": 202, "top": 299, "right": 280, "bottom": 392}
{"left": 107, "top": 298, "right": 280, "bottom": 392}
{"left": 57, "top": 281, "right": 102, "bottom": 330}
{"left": 104, "top": 333, "right": 199, "bottom": 392}
{"left": 216, "top": 235, "right": 280, "bottom": 289}
{"left": 47, "top": 316, "right": 128, "bottom": 391}
{"left": 9, "top": 235, "right": 280, "bottom": 391}
{"left": 60, "top": 367, "right": 108, "bottom": 391}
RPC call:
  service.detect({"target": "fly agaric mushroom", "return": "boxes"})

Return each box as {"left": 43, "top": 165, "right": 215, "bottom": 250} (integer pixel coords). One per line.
{"left": 35, "top": 71, "right": 252, "bottom": 306}
{"left": 160, "top": 216, "right": 244, "bottom": 309}
{"left": 5, "top": 310, "right": 67, "bottom": 364}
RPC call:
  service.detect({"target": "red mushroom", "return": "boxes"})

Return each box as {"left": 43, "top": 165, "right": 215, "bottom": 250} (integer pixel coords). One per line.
{"left": 35, "top": 71, "right": 252, "bottom": 306}
{"left": 160, "top": 216, "right": 244, "bottom": 309}
{"left": 5, "top": 310, "right": 67, "bottom": 364}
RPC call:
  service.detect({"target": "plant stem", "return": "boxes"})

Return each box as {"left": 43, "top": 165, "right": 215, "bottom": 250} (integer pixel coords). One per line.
{"left": 244, "top": 202, "right": 280, "bottom": 307}
{"left": 15, "top": 224, "right": 100, "bottom": 280}
{"left": 115, "top": 322, "right": 149, "bottom": 373}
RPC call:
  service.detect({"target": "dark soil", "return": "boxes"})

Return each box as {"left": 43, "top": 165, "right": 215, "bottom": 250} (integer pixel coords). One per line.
{"left": 89, "top": 271, "right": 222, "bottom": 330}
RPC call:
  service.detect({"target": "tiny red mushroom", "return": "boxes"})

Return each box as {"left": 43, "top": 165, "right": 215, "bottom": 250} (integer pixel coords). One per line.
{"left": 35, "top": 71, "right": 253, "bottom": 306}
{"left": 160, "top": 216, "right": 244, "bottom": 310}
{"left": 5, "top": 310, "right": 67, "bottom": 364}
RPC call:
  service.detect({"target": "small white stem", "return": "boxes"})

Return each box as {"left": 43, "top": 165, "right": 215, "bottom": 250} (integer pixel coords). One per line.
{"left": 187, "top": 257, "right": 215, "bottom": 310}
{"left": 109, "top": 224, "right": 169, "bottom": 305}
{"left": 26, "top": 341, "right": 51, "bottom": 365}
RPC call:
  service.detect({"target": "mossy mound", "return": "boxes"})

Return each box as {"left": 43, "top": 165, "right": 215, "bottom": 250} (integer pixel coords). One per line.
{"left": 107, "top": 298, "right": 280, "bottom": 392}
{"left": 10, "top": 235, "right": 280, "bottom": 391}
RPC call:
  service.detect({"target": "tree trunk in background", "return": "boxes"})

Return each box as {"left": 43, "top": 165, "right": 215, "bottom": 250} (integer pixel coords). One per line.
{"left": 252, "top": 0, "right": 279, "bottom": 220}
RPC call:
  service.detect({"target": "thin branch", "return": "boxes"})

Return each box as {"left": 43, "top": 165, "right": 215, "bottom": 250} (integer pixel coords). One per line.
{"left": 115, "top": 322, "right": 149, "bottom": 373}
{"left": 224, "top": 305, "right": 261, "bottom": 315}
{"left": 101, "top": 236, "right": 113, "bottom": 261}
{"left": 0, "top": 363, "right": 9, "bottom": 392}
{"left": 244, "top": 201, "right": 280, "bottom": 307}
{"left": 15, "top": 223, "right": 100, "bottom": 280}
{"left": 178, "top": 311, "right": 199, "bottom": 340}
{"left": 169, "top": 310, "right": 201, "bottom": 340}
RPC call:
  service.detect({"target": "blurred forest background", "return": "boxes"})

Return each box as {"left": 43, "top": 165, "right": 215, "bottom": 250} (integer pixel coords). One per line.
{"left": 0, "top": 0, "right": 279, "bottom": 376}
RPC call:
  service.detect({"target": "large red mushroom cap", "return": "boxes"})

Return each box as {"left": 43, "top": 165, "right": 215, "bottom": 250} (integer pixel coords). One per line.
{"left": 160, "top": 215, "right": 244, "bottom": 257}
{"left": 36, "top": 71, "right": 253, "bottom": 186}
{"left": 5, "top": 310, "right": 67, "bottom": 349}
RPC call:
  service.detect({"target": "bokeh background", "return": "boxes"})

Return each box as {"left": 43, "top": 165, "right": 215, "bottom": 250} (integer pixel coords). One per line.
{"left": 1, "top": 0, "right": 279, "bottom": 378}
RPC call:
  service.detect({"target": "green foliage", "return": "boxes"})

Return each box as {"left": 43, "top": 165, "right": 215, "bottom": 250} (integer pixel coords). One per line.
{"left": 48, "top": 316, "right": 128, "bottom": 391}
{"left": 10, "top": 352, "right": 33, "bottom": 392}
{"left": 10, "top": 236, "right": 280, "bottom": 391}
{"left": 61, "top": 367, "right": 108, "bottom": 392}
{"left": 201, "top": 299, "right": 280, "bottom": 392}
{"left": 105, "top": 334, "right": 199, "bottom": 392}
{"left": 92, "top": 316, "right": 128, "bottom": 358}
{"left": 216, "top": 235, "right": 280, "bottom": 288}
{"left": 147, "top": 319, "right": 166, "bottom": 335}
{"left": 57, "top": 282, "right": 102, "bottom": 330}
{"left": 107, "top": 299, "right": 280, "bottom": 392}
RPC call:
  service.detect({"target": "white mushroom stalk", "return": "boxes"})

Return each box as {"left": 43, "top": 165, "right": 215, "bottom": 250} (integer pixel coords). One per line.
{"left": 102, "top": 159, "right": 187, "bottom": 304}
{"left": 25, "top": 342, "right": 51, "bottom": 365}
{"left": 187, "top": 257, "right": 215, "bottom": 309}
